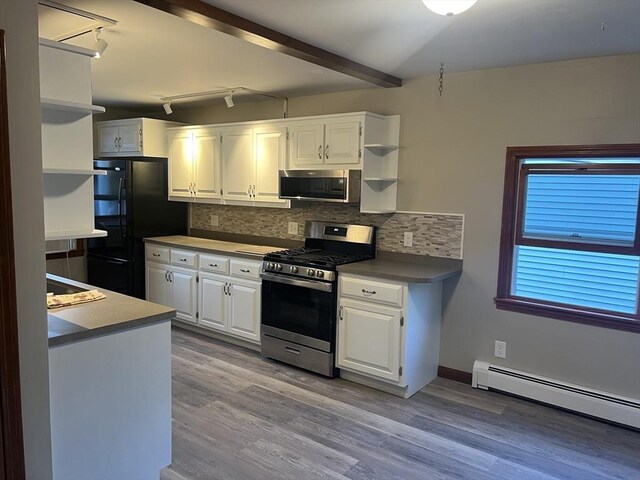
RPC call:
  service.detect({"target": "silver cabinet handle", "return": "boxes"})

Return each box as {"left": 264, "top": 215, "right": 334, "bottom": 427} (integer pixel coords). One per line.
{"left": 247, "top": 185, "right": 251, "bottom": 196}
{"left": 208, "top": 263, "right": 218, "bottom": 267}
{"left": 317, "top": 145, "right": 322, "bottom": 159}
{"left": 118, "top": 137, "right": 122, "bottom": 148}
{"left": 152, "top": 253, "right": 160, "bottom": 257}
{"left": 226, "top": 283, "right": 232, "bottom": 295}
{"left": 324, "top": 144, "right": 329, "bottom": 160}
{"left": 252, "top": 185, "right": 256, "bottom": 198}
{"left": 179, "top": 258, "right": 187, "bottom": 262}
{"left": 240, "top": 268, "right": 250, "bottom": 273}
{"left": 192, "top": 182, "right": 196, "bottom": 195}
{"left": 169, "top": 272, "right": 174, "bottom": 283}
{"left": 339, "top": 305, "right": 344, "bottom": 320}
{"left": 223, "top": 283, "right": 227, "bottom": 295}
{"left": 165, "top": 271, "right": 169, "bottom": 281}
{"left": 362, "top": 289, "right": 376, "bottom": 295}
{"left": 114, "top": 137, "right": 118, "bottom": 149}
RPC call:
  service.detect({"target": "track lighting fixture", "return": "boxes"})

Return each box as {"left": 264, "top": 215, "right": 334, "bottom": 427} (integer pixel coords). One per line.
{"left": 163, "top": 101, "right": 173, "bottom": 115}
{"left": 224, "top": 91, "right": 235, "bottom": 108}
{"left": 422, "top": 0, "right": 477, "bottom": 16}
{"left": 92, "top": 27, "right": 108, "bottom": 58}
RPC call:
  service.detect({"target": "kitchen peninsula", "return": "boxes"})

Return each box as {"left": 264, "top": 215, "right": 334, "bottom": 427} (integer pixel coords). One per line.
{"left": 47, "top": 274, "right": 174, "bottom": 480}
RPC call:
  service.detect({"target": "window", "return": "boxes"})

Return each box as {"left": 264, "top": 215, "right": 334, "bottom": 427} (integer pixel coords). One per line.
{"left": 495, "top": 145, "right": 640, "bottom": 332}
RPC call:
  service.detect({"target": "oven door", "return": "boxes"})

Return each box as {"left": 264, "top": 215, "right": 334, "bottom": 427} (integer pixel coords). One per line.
{"left": 260, "top": 273, "right": 336, "bottom": 352}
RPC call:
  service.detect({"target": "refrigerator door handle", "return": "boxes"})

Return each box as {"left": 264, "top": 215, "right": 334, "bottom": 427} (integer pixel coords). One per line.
{"left": 118, "top": 177, "right": 126, "bottom": 240}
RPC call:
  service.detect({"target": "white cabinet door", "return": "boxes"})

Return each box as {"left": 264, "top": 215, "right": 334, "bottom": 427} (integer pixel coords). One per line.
{"left": 168, "top": 131, "right": 194, "bottom": 199}
{"left": 228, "top": 279, "right": 260, "bottom": 342}
{"left": 199, "top": 274, "right": 226, "bottom": 332}
{"left": 337, "top": 298, "right": 401, "bottom": 382}
{"left": 254, "top": 126, "right": 286, "bottom": 203}
{"left": 146, "top": 263, "right": 170, "bottom": 307}
{"left": 221, "top": 128, "right": 254, "bottom": 201}
{"left": 193, "top": 129, "right": 221, "bottom": 200}
{"left": 98, "top": 125, "right": 119, "bottom": 154}
{"left": 170, "top": 267, "right": 198, "bottom": 324}
{"left": 118, "top": 123, "right": 143, "bottom": 154}
{"left": 288, "top": 123, "right": 324, "bottom": 167}
{"left": 325, "top": 121, "right": 360, "bottom": 165}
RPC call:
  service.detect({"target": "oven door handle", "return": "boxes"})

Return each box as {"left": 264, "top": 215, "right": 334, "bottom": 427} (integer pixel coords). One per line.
{"left": 260, "top": 272, "right": 333, "bottom": 293}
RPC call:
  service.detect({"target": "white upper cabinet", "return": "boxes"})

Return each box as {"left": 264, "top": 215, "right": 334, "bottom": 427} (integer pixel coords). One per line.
{"left": 288, "top": 118, "right": 361, "bottom": 169}
{"left": 168, "top": 127, "right": 221, "bottom": 202}
{"left": 221, "top": 127, "right": 255, "bottom": 202}
{"left": 254, "top": 125, "right": 287, "bottom": 204}
{"left": 95, "top": 118, "right": 180, "bottom": 158}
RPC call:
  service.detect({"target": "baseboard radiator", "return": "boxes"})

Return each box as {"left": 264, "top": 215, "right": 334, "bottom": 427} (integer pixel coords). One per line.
{"left": 472, "top": 361, "right": 640, "bottom": 428}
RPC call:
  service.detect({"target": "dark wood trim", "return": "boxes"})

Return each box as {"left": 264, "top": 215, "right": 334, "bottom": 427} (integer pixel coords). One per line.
{"left": 133, "top": 0, "right": 402, "bottom": 88}
{"left": 437, "top": 366, "right": 472, "bottom": 385}
{"left": 0, "top": 29, "right": 26, "bottom": 480}
{"left": 496, "top": 144, "right": 640, "bottom": 332}
{"left": 46, "top": 239, "right": 85, "bottom": 261}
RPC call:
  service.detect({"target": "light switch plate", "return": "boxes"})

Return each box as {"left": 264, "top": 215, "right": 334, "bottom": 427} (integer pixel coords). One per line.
{"left": 288, "top": 222, "right": 298, "bottom": 235}
{"left": 210, "top": 215, "right": 219, "bottom": 227}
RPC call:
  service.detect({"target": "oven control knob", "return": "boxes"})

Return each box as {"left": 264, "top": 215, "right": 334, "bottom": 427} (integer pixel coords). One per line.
{"left": 316, "top": 270, "right": 324, "bottom": 278}
{"left": 268, "top": 262, "right": 275, "bottom": 270}
{"left": 291, "top": 266, "right": 299, "bottom": 274}
{"left": 276, "top": 264, "right": 283, "bottom": 271}
{"left": 307, "top": 269, "right": 315, "bottom": 276}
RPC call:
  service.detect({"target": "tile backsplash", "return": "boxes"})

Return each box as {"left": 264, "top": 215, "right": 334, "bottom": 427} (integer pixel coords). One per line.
{"left": 191, "top": 203, "right": 463, "bottom": 259}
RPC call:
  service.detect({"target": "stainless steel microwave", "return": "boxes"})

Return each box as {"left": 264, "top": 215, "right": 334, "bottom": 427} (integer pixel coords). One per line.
{"left": 279, "top": 170, "right": 361, "bottom": 203}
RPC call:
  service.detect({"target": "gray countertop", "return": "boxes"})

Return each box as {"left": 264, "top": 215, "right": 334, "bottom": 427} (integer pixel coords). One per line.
{"left": 337, "top": 253, "right": 462, "bottom": 283}
{"left": 144, "top": 235, "right": 286, "bottom": 258}
{"left": 47, "top": 274, "right": 175, "bottom": 347}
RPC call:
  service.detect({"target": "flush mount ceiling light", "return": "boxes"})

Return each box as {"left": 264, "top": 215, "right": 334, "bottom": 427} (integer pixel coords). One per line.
{"left": 92, "top": 27, "right": 108, "bottom": 58}
{"left": 162, "top": 101, "right": 173, "bottom": 115}
{"left": 422, "top": 0, "right": 478, "bottom": 16}
{"left": 224, "top": 91, "right": 235, "bottom": 108}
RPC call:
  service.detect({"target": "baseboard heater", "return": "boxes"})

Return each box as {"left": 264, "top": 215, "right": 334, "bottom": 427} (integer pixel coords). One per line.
{"left": 472, "top": 361, "right": 640, "bottom": 428}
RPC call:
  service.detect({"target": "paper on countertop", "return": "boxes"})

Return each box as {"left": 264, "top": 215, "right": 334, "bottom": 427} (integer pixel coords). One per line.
{"left": 46, "top": 289, "right": 106, "bottom": 309}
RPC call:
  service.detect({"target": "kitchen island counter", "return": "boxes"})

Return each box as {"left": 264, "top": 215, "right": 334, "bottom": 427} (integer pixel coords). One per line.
{"left": 337, "top": 252, "right": 462, "bottom": 283}
{"left": 47, "top": 273, "right": 175, "bottom": 347}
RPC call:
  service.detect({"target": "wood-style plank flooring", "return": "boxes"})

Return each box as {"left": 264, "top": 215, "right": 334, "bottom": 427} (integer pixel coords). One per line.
{"left": 162, "top": 328, "right": 640, "bottom": 480}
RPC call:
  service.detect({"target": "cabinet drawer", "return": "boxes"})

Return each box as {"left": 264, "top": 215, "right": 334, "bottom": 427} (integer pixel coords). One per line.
{"left": 200, "top": 254, "right": 229, "bottom": 274}
{"left": 340, "top": 276, "right": 403, "bottom": 307}
{"left": 171, "top": 249, "right": 198, "bottom": 268}
{"left": 146, "top": 245, "right": 169, "bottom": 263}
{"left": 230, "top": 259, "right": 261, "bottom": 280}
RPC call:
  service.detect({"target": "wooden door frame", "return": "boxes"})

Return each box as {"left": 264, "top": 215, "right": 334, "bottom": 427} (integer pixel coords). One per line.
{"left": 0, "top": 28, "right": 27, "bottom": 480}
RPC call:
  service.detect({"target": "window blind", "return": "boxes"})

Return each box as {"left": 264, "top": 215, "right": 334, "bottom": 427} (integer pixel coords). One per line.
{"left": 522, "top": 174, "right": 640, "bottom": 244}
{"left": 513, "top": 246, "right": 639, "bottom": 314}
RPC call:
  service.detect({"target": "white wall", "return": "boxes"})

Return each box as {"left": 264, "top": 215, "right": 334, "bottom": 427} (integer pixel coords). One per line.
{"left": 177, "top": 54, "right": 640, "bottom": 398}
{"left": 0, "top": 0, "right": 53, "bottom": 477}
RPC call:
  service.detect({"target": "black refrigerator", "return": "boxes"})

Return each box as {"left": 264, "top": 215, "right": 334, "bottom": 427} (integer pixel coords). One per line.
{"left": 87, "top": 157, "right": 188, "bottom": 299}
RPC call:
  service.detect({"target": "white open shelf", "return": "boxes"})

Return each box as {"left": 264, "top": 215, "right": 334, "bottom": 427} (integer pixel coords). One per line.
{"left": 43, "top": 168, "right": 107, "bottom": 176}
{"left": 41, "top": 98, "right": 105, "bottom": 115}
{"left": 364, "top": 143, "right": 399, "bottom": 155}
{"left": 45, "top": 229, "right": 107, "bottom": 241}
{"left": 363, "top": 177, "right": 397, "bottom": 182}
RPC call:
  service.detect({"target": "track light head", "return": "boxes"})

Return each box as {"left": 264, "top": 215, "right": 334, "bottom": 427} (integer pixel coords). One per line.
{"left": 93, "top": 28, "right": 108, "bottom": 58}
{"left": 163, "top": 102, "right": 173, "bottom": 115}
{"left": 224, "top": 92, "right": 235, "bottom": 108}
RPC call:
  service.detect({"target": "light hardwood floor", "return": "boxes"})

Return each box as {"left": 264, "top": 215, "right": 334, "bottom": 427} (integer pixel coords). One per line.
{"left": 162, "top": 327, "right": 640, "bottom": 480}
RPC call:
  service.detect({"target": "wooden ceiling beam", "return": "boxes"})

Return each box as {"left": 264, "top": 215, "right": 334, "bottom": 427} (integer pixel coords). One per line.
{"left": 133, "top": 0, "right": 403, "bottom": 88}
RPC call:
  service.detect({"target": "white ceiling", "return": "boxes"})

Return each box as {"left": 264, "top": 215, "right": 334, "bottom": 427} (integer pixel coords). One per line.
{"left": 38, "top": 0, "right": 640, "bottom": 110}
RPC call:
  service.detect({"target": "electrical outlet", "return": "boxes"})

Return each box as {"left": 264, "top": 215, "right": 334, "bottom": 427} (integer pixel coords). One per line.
{"left": 288, "top": 222, "right": 299, "bottom": 235}
{"left": 403, "top": 231, "right": 413, "bottom": 247}
{"left": 494, "top": 340, "right": 507, "bottom": 359}
{"left": 209, "top": 215, "right": 219, "bottom": 227}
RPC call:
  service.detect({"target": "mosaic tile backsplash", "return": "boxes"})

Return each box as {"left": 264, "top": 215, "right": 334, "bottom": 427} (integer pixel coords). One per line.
{"left": 191, "top": 203, "right": 463, "bottom": 259}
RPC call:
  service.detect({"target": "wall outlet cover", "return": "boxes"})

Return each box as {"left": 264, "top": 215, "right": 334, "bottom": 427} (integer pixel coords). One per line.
{"left": 288, "top": 222, "right": 299, "bottom": 235}
{"left": 494, "top": 340, "right": 507, "bottom": 359}
{"left": 210, "top": 214, "right": 219, "bottom": 227}
{"left": 403, "top": 231, "right": 413, "bottom": 247}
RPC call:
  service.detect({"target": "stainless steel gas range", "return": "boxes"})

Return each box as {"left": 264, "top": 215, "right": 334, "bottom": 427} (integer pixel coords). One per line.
{"left": 260, "top": 221, "right": 376, "bottom": 377}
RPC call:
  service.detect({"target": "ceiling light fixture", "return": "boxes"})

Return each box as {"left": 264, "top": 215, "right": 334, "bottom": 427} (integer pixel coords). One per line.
{"left": 161, "top": 87, "right": 289, "bottom": 118}
{"left": 224, "top": 91, "right": 235, "bottom": 108}
{"left": 92, "top": 27, "right": 108, "bottom": 58}
{"left": 421, "top": 0, "right": 478, "bottom": 16}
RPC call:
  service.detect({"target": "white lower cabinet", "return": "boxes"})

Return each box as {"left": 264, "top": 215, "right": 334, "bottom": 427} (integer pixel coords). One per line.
{"left": 199, "top": 273, "right": 261, "bottom": 342}
{"left": 146, "top": 261, "right": 197, "bottom": 324}
{"left": 337, "top": 273, "right": 443, "bottom": 398}
{"left": 146, "top": 243, "right": 262, "bottom": 344}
